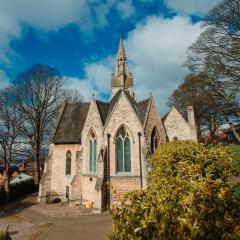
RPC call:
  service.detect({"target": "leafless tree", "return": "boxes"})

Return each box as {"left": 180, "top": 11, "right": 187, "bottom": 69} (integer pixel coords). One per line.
{"left": 0, "top": 87, "right": 23, "bottom": 201}
{"left": 63, "top": 89, "right": 83, "bottom": 103}
{"left": 168, "top": 73, "right": 234, "bottom": 142}
{"left": 13, "top": 64, "right": 65, "bottom": 185}
{"left": 186, "top": 0, "right": 240, "bottom": 114}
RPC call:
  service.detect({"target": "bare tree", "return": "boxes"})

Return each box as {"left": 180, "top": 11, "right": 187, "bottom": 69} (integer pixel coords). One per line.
{"left": 0, "top": 87, "right": 22, "bottom": 201}
{"left": 186, "top": 0, "right": 240, "bottom": 114}
{"left": 168, "top": 73, "right": 233, "bottom": 142}
{"left": 13, "top": 64, "right": 65, "bottom": 185}
{"left": 63, "top": 89, "right": 83, "bottom": 103}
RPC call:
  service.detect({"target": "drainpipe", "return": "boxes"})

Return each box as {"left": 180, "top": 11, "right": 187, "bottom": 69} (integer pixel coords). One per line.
{"left": 106, "top": 134, "right": 111, "bottom": 208}
{"left": 138, "top": 132, "right": 143, "bottom": 189}
{"left": 107, "top": 134, "right": 111, "bottom": 181}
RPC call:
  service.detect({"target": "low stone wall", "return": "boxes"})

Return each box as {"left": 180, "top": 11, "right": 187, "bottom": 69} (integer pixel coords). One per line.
{"left": 110, "top": 176, "right": 141, "bottom": 206}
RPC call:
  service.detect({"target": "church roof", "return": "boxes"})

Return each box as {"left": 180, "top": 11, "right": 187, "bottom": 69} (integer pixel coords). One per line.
{"left": 53, "top": 102, "right": 90, "bottom": 144}
{"left": 162, "top": 106, "right": 188, "bottom": 123}
{"left": 136, "top": 98, "right": 151, "bottom": 124}
{"left": 52, "top": 90, "right": 151, "bottom": 144}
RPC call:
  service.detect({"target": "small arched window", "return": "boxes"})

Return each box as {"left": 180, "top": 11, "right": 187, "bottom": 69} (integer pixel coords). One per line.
{"left": 151, "top": 127, "right": 159, "bottom": 154}
{"left": 65, "top": 150, "right": 72, "bottom": 175}
{"left": 89, "top": 131, "right": 97, "bottom": 173}
{"left": 116, "top": 126, "right": 131, "bottom": 173}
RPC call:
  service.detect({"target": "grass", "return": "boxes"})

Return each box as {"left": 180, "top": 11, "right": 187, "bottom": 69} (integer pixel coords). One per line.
{"left": 231, "top": 145, "right": 240, "bottom": 175}
{"left": 230, "top": 145, "right": 240, "bottom": 198}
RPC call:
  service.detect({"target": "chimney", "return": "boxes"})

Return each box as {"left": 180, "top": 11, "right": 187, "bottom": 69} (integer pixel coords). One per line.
{"left": 187, "top": 106, "right": 198, "bottom": 142}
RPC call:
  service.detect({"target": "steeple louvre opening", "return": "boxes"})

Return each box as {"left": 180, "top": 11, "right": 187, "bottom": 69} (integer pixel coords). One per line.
{"left": 111, "top": 34, "right": 134, "bottom": 99}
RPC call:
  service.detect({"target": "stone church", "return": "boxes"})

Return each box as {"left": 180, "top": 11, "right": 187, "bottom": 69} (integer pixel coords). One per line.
{"left": 39, "top": 36, "right": 197, "bottom": 210}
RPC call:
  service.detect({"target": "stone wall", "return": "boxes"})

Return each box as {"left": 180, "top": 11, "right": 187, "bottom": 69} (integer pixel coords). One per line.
{"left": 164, "top": 106, "right": 192, "bottom": 141}
{"left": 81, "top": 100, "right": 105, "bottom": 208}
{"left": 50, "top": 144, "right": 80, "bottom": 202}
{"left": 144, "top": 98, "right": 166, "bottom": 146}
{"left": 104, "top": 92, "right": 145, "bottom": 178}
{"left": 110, "top": 176, "right": 141, "bottom": 206}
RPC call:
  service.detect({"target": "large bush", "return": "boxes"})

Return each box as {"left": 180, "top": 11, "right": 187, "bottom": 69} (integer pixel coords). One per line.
{"left": 10, "top": 178, "right": 35, "bottom": 200}
{"left": 0, "top": 178, "right": 35, "bottom": 205}
{"left": 107, "top": 141, "right": 240, "bottom": 240}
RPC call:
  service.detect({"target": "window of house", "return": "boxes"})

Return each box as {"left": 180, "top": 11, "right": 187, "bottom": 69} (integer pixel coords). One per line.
{"left": 65, "top": 150, "right": 71, "bottom": 175}
{"left": 116, "top": 126, "right": 131, "bottom": 173}
{"left": 151, "top": 127, "right": 159, "bottom": 154}
{"left": 89, "top": 131, "right": 97, "bottom": 173}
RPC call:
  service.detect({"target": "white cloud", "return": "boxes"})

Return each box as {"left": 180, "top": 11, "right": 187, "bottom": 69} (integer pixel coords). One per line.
{"left": 116, "top": 0, "right": 135, "bottom": 19}
{"left": 0, "top": 0, "right": 132, "bottom": 65}
{"left": 63, "top": 56, "right": 114, "bottom": 100}
{"left": 64, "top": 15, "right": 202, "bottom": 115}
{"left": 63, "top": 76, "right": 97, "bottom": 101}
{"left": 0, "top": 70, "right": 10, "bottom": 89}
{"left": 125, "top": 16, "right": 202, "bottom": 114}
{"left": 164, "top": 0, "right": 219, "bottom": 16}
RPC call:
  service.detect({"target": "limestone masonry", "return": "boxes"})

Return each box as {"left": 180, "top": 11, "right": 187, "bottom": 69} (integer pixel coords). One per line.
{"left": 39, "top": 35, "right": 197, "bottom": 210}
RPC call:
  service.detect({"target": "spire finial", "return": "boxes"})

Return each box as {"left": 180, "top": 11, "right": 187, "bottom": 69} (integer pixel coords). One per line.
{"left": 117, "top": 32, "right": 126, "bottom": 59}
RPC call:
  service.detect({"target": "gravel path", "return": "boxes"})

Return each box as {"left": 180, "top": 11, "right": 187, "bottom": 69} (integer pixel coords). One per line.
{"left": 0, "top": 194, "right": 111, "bottom": 240}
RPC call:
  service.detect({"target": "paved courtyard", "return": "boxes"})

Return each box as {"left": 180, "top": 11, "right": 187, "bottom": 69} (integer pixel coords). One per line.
{"left": 0, "top": 194, "right": 112, "bottom": 240}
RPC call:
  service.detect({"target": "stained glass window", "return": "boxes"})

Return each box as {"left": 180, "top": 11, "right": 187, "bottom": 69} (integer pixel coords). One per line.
{"left": 116, "top": 126, "right": 131, "bottom": 173}
{"left": 89, "top": 131, "right": 97, "bottom": 173}
{"left": 65, "top": 150, "right": 71, "bottom": 175}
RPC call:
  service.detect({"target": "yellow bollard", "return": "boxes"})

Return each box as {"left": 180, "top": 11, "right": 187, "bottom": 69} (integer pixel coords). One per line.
{"left": 86, "top": 200, "right": 93, "bottom": 208}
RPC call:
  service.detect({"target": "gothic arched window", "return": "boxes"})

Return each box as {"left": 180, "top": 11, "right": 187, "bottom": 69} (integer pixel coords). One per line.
{"left": 116, "top": 127, "right": 131, "bottom": 173}
{"left": 151, "top": 127, "right": 159, "bottom": 154}
{"left": 89, "top": 131, "right": 97, "bottom": 173}
{"left": 65, "top": 150, "right": 72, "bottom": 175}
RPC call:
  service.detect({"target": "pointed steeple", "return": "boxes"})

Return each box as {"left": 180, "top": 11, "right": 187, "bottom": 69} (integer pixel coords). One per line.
{"left": 116, "top": 32, "right": 126, "bottom": 60}
{"left": 111, "top": 33, "right": 134, "bottom": 99}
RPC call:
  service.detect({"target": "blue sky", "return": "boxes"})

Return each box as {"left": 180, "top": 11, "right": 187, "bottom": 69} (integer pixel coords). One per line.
{"left": 0, "top": 0, "right": 219, "bottom": 115}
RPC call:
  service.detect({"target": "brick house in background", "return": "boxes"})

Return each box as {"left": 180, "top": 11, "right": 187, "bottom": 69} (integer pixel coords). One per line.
{"left": 39, "top": 36, "right": 197, "bottom": 211}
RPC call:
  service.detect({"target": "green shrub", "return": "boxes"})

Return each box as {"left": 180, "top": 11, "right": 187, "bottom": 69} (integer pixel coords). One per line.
{"left": 231, "top": 145, "right": 240, "bottom": 175}
{"left": 0, "top": 188, "right": 6, "bottom": 204}
{"left": 107, "top": 141, "right": 240, "bottom": 240}
{"left": 10, "top": 178, "right": 35, "bottom": 200}
{"left": 0, "top": 227, "right": 11, "bottom": 240}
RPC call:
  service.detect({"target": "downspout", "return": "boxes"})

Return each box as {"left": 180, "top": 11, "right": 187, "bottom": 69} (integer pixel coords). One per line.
{"left": 107, "top": 134, "right": 111, "bottom": 207}
{"left": 107, "top": 134, "right": 111, "bottom": 181}
{"left": 138, "top": 132, "right": 143, "bottom": 189}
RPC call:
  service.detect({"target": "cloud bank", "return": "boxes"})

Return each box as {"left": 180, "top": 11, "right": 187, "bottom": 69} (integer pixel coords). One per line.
{"left": 164, "top": 0, "right": 219, "bottom": 16}
{"left": 68, "top": 16, "right": 201, "bottom": 114}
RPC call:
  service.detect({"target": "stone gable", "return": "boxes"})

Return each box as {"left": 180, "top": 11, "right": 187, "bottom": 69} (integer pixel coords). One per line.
{"left": 144, "top": 98, "right": 166, "bottom": 147}
{"left": 163, "top": 106, "right": 192, "bottom": 141}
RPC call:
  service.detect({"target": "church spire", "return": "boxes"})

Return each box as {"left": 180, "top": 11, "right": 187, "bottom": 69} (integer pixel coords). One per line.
{"left": 111, "top": 33, "right": 134, "bottom": 99}
{"left": 117, "top": 33, "right": 126, "bottom": 60}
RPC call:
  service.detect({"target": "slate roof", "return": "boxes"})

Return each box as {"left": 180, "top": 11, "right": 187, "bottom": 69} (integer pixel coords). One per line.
{"left": 53, "top": 102, "right": 90, "bottom": 144}
{"left": 52, "top": 90, "right": 151, "bottom": 144}
{"left": 96, "top": 101, "right": 109, "bottom": 125}
{"left": 162, "top": 106, "right": 188, "bottom": 123}
{"left": 136, "top": 98, "right": 151, "bottom": 124}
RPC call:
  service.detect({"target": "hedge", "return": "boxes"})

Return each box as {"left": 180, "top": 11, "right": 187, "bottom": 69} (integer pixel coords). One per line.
{"left": 0, "top": 178, "right": 35, "bottom": 204}
{"left": 107, "top": 141, "right": 240, "bottom": 240}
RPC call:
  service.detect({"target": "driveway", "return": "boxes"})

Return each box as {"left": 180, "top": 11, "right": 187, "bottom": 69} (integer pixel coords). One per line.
{"left": 42, "top": 214, "right": 112, "bottom": 240}
{"left": 0, "top": 194, "right": 112, "bottom": 240}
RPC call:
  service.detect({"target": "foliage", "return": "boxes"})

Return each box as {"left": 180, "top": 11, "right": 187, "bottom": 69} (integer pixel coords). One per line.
{"left": 231, "top": 145, "right": 240, "bottom": 175}
{"left": 107, "top": 141, "right": 240, "bottom": 240}
{"left": 0, "top": 178, "right": 35, "bottom": 205}
{"left": 0, "top": 227, "right": 11, "bottom": 240}
{"left": 10, "top": 178, "right": 35, "bottom": 200}
{"left": 0, "top": 188, "right": 6, "bottom": 204}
